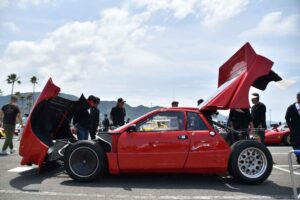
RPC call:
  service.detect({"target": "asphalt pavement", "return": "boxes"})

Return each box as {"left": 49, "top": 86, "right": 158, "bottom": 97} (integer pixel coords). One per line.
{"left": 0, "top": 138, "right": 299, "bottom": 200}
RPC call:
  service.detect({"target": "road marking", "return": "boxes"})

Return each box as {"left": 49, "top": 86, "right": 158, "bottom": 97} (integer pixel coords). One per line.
{"left": 275, "top": 165, "right": 300, "bottom": 167}
{"left": 273, "top": 165, "right": 300, "bottom": 176}
{"left": 225, "top": 183, "right": 239, "bottom": 190}
{"left": 8, "top": 166, "right": 36, "bottom": 173}
{"left": 272, "top": 153, "right": 288, "bottom": 155}
{"left": 0, "top": 190, "right": 291, "bottom": 199}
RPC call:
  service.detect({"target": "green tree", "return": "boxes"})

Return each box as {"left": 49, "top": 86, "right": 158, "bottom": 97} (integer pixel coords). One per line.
{"left": 6, "top": 74, "right": 21, "bottom": 96}
{"left": 26, "top": 93, "right": 33, "bottom": 113}
{"left": 30, "top": 76, "right": 38, "bottom": 105}
{"left": 19, "top": 95, "right": 26, "bottom": 114}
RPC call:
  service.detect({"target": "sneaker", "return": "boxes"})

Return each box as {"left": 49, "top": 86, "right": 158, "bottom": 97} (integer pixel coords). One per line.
{"left": 10, "top": 148, "right": 17, "bottom": 154}
{"left": 0, "top": 150, "right": 9, "bottom": 155}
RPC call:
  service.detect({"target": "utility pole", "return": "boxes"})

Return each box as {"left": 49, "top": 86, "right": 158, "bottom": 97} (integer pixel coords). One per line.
{"left": 269, "top": 108, "right": 272, "bottom": 127}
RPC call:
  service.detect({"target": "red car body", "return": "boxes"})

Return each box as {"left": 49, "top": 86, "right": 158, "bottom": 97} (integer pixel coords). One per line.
{"left": 265, "top": 127, "right": 291, "bottom": 145}
{"left": 19, "top": 43, "right": 281, "bottom": 183}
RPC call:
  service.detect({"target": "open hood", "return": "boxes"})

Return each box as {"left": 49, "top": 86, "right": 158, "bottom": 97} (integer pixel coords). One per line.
{"left": 201, "top": 42, "right": 282, "bottom": 110}
{"left": 19, "top": 78, "right": 82, "bottom": 167}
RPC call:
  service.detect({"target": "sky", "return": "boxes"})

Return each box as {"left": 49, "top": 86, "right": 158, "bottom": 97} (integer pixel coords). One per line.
{"left": 0, "top": 0, "right": 299, "bottom": 121}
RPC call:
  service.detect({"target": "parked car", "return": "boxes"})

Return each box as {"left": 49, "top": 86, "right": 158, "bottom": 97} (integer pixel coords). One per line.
{"left": 19, "top": 42, "right": 282, "bottom": 184}
{"left": 265, "top": 125, "right": 291, "bottom": 146}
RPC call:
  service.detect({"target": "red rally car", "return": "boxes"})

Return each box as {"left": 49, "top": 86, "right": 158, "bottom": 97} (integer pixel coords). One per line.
{"left": 19, "top": 43, "right": 282, "bottom": 184}
{"left": 264, "top": 125, "right": 291, "bottom": 146}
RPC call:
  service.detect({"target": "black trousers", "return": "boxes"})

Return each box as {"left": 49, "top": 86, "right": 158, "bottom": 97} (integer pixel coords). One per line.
{"left": 257, "top": 130, "right": 265, "bottom": 145}
{"left": 90, "top": 131, "right": 96, "bottom": 140}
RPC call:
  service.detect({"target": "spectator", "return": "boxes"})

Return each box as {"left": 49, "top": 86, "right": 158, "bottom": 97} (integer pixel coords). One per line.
{"left": 102, "top": 114, "right": 110, "bottom": 131}
{"left": 171, "top": 101, "right": 179, "bottom": 107}
{"left": 110, "top": 98, "right": 126, "bottom": 127}
{"left": 72, "top": 96, "right": 94, "bottom": 140}
{"left": 285, "top": 92, "right": 300, "bottom": 164}
{"left": 228, "top": 108, "right": 253, "bottom": 141}
{"left": 251, "top": 93, "right": 267, "bottom": 144}
{"left": 0, "top": 96, "right": 23, "bottom": 155}
{"left": 89, "top": 96, "right": 100, "bottom": 140}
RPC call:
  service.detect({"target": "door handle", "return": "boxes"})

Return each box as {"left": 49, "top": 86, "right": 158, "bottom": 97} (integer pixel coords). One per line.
{"left": 178, "top": 135, "right": 188, "bottom": 140}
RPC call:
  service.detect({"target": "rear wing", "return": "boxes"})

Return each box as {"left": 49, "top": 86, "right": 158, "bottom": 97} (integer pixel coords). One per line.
{"left": 201, "top": 42, "right": 282, "bottom": 110}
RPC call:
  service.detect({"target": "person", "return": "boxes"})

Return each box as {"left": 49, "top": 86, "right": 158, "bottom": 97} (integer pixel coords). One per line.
{"left": 0, "top": 96, "right": 23, "bottom": 155}
{"left": 251, "top": 93, "right": 267, "bottom": 144}
{"left": 228, "top": 108, "right": 253, "bottom": 141}
{"left": 18, "top": 113, "right": 29, "bottom": 141}
{"left": 285, "top": 92, "right": 300, "bottom": 164}
{"left": 110, "top": 98, "right": 126, "bottom": 127}
{"left": 72, "top": 96, "right": 94, "bottom": 140}
{"left": 102, "top": 114, "right": 110, "bottom": 131}
{"left": 171, "top": 101, "right": 179, "bottom": 107}
{"left": 89, "top": 96, "right": 100, "bottom": 140}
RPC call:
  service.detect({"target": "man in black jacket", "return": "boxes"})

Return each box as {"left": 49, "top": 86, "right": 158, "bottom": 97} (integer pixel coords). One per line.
{"left": 110, "top": 98, "right": 126, "bottom": 127}
{"left": 285, "top": 92, "right": 300, "bottom": 164}
{"left": 73, "top": 95, "right": 93, "bottom": 140}
{"left": 251, "top": 93, "right": 267, "bottom": 144}
{"left": 89, "top": 97, "right": 100, "bottom": 140}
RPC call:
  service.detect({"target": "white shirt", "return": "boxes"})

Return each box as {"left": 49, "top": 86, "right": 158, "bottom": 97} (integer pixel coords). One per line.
{"left": 295, "top": 103, "right": 300, "bottom": 116}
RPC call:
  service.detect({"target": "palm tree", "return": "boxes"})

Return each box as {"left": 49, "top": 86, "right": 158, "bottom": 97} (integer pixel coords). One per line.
{"left": 30, "top": 76, "right": 38, "bottom": 105}
{"left": 26, "top": 93, "right": 33, "bottom": 113}
{"left": 19, "top": 95, "right": 26, "bottom": 114}
{"left": 7, "top": 74, "right": 21, "bottom": 96}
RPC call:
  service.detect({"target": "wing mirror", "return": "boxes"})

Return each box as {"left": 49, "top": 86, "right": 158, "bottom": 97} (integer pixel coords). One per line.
{"left": 127, "top": 124, "right": 137, "bottom": 133}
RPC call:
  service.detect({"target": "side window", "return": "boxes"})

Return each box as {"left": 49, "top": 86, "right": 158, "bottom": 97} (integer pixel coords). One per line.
{"left": 136, "top": 111, "right": 184, "bottom": 132}
{"left": 187, "top": 112, "right": 207, "bottom": 131}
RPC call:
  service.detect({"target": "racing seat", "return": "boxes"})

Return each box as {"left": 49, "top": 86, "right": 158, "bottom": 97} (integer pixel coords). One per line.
{"left": 288, "top": 149, "right": 300, "bottom": 199}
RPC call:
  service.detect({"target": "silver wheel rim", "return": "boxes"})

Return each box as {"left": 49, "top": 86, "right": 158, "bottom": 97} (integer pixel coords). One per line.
{"left": 238, "top": 147, "right": 267, "bottom": 179}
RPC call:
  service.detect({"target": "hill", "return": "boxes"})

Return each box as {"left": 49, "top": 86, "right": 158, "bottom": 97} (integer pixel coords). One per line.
{"left": 0, "top": 93, "right": 160, "bottom": 121}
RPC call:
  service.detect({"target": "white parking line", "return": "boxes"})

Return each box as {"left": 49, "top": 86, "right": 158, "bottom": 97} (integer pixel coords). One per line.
{"left": 0, "top": 190, "right": 291, "bottom": 199}
{"left": 273, "top": 165, "right": 300, "bottom": 176}
{"left": 8, "top": 166, "right": 36, "bottom": 173}
{"left": 272, "top": 153, "right": 288, "bottom": 155}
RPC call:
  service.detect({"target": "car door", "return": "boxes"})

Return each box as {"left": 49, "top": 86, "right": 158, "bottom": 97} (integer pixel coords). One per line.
{"left": 117, "top": 111, "right": 190, "bottom": 171}
{"left": 184, "top": 112, "right": 230, "bottom": 171}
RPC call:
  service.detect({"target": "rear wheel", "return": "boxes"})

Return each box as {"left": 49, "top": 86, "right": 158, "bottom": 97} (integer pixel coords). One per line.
{"left": 229, "top": 140, "right": 273, "bottom": 184}
{"left": 64, "top": 140, "right": 106, "bottom": 182}
{"left": 282, "top": 134, "right": 291, "bottom": 146}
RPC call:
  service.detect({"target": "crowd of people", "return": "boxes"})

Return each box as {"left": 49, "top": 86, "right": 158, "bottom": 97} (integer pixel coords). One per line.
{"left": 0, "top": 92, "right": 299, "bottom": 164}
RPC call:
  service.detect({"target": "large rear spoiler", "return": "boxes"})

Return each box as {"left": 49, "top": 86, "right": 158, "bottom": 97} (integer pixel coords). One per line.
{"left": 201, "top": 42, "right": 282, "bottom": 110}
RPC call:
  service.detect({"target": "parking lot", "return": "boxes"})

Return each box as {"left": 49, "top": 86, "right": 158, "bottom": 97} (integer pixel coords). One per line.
{"left": 0, "top": 138, "right": 299, "bottom": 200}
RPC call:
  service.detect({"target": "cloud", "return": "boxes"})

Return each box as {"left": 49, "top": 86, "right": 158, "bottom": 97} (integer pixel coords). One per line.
{"left": 0, "top": 7, "right": 166, "bottom": 91}
{"left": 0, "top": 0, "right": 9, "bottom": 8}
{"left": 132, "top": 0, "right": 249, "bottom": 26}
{"left": 241, "top": 12, "right": 300, "bottom": 37}
{"left": 1, "top": 22, "right": 19, "bottom": 33}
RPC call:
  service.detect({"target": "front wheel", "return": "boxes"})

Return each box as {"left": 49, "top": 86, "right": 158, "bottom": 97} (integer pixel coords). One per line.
{"left": 64, "top": 140, "right": 106, "bottom": 182}
{"left": 229, "top": 140, "right": 273, "bottom": 184}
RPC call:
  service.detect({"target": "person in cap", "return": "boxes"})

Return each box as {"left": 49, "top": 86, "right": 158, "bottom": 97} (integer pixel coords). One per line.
{"left": 0, "top": 96, "right": 23, "bottom": 155}
{"left": 251, "top": 93, "right": 267, "bottom": 144}
{"left": 110, "top": 98, "right": 126, "bottom": 127}
{"left": 89, "top": 97, "right": 100, "bottom": 140}
{"left": 171, "top": 101, "right": 179, "bottom": 107}
{"left": 72, "top": 95, "right": 94, "bottom": 140}
{"left": 285, "top": 92, "right": 300, "bottom": 164}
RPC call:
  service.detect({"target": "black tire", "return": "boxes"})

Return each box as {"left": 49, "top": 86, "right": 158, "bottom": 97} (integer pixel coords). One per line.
{"left": 64, "top": 140, "right": 106, "bottom": 182}
{"left": 229, "top": 140, "right": 273, "bottom": 184}
{"left": 282, "top": 134, "right": 291, "bottom": 146}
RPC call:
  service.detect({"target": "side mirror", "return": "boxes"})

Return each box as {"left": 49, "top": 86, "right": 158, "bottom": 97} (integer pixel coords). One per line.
{"left": 127, "top": 124, "right": 137, "bottom": 133}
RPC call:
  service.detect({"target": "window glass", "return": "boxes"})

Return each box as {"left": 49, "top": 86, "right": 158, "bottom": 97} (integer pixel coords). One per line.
{"left": 187, "top": 112, "right": 207, "bottom": 130}
{"left": 137, "top": 111, "right": 184, "bottom": 132}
